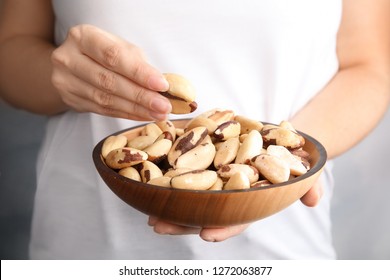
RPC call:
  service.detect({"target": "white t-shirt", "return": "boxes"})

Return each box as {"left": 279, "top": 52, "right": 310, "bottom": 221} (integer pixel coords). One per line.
{"left": 30, "top": 0, "right": 341, "bottom": 259}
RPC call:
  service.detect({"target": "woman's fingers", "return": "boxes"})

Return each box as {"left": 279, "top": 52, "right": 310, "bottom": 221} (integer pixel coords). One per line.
{"left": 148, "top": 217, "right": 201, "bottom": 235}
{"left": 148, "top": 217, "right": 250, "bottom": 242}
{"left": 51, "top": 24, "right": 171, "bottom": 120}
{"left": 200, "top": 224, "right": 250, "bottom": 242}
{"left": 300, "top": 180, "right": 324, "bottom": 207}
{"left": 53, "top": 70, "right": 167, "bottom": 121}
{"left": 53, "top": 51, "right": 171, "bottom": 116}
{"left": 69, "top": 24, "right": 169, "bottom": 92}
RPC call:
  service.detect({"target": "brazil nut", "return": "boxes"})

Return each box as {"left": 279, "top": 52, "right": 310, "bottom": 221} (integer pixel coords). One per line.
{"left": 127, "top": 135, "right": 157, "bottom": 150}
{"left": 217, "top": 163, "right": 259, "bottom": 184}
{"left": 261, "top": 127, "right": 305, "bottom": 150}
{"left": 213, "top": 120, "right": 241, "bottom": 141}
{"left": 155, "top": 120, "right": 177, "bottom": 141}
{"left": 118, "top": 166, "right": 141, "bottom": 182}
{"left": 160, "top": 73, "right": 198, "bottom": 114}
{"left": 143, "top": 138, "right": 173, "bottom": 164}
{"left": 251, "top": 154, "right": 290, "bottom": 184}
{"left": 171, "top": 170, "right": 218, "bottom": 190}
{"left": 105, "top": 147, "right": 148, "bottom": 169}
{"left": 213, "top": 137, "right": 240, "bottom": 169}
{"left": 184, "top": 116, "right": 218, "bottom": 135}
{"left": 174, "top": 135, "right": 216, "bottom": 170}
{"left": 147, "top": 176, "right": 172, "bottom": 188}
{"left": 234, "top": 115, "right": 264, "bottom": 134}
{"left": 141, "top": 123, "right": 163, "bottom": 139}
{"left": 167, "top": 126, "right": 208, "bottom": 167}
{"left": 235, "top": 129, "right": 263, "bottom": 164}
{"left": 266, "top": 145, "right": 307, "bottom": 176}
{"left": 138, "top": 160, "right": 164, "bottom": 183}
{"left": 224, "top": 171, "right": 251, "bottom": 190}
{"left": 101, "top": 135, "right": 128, "bottom": 158}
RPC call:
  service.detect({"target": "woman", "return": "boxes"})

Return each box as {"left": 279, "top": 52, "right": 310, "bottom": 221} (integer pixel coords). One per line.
{"left": 0, "top": 0, "right": 389, "bottom": 259}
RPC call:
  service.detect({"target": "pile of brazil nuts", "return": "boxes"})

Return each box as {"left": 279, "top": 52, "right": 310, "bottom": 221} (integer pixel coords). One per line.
{"left": 102, "top": 108, "right": 311, "bottom": 191}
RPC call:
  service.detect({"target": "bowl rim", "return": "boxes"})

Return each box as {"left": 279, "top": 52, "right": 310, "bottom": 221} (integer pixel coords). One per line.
{"left": 92, "top": 119, "right": 327, "bottom": 194}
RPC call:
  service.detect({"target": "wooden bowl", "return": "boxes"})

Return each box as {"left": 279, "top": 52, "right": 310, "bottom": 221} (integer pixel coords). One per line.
{"left": 92, "top": 119, "right": 327, "bottom": 227}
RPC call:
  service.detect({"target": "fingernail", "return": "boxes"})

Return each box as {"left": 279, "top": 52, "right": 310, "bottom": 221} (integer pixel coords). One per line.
{"left": 148, "top": 75, "right": 169, "bottom": 92}
{"left": 150, "top": 96, "right": 172, "bottom": 113}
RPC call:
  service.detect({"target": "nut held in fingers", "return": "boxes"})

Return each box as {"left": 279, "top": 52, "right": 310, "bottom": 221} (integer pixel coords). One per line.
{"left": 161, "top": 73, "right": 198, "bottom": 114}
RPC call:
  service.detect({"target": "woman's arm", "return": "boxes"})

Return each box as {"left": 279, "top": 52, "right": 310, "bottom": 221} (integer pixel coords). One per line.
{"left": 0, "top": 0, "right": 65, "bottom": 114}
{"left": 290, "top": 0, "right": 390, "bottom": 159}
{"left": 0, "top": 0, "right": 171, "bottom": 120}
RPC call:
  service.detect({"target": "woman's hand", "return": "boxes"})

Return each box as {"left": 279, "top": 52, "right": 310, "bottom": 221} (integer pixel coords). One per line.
{"left": 148, "top": 216, "right": 251, "bottom": 242}
{"left": 51, "top": 24, "right": 172, "bottom": 121}
{"left": 148, "top": 180, "right": 323, "bottom": 241}
{"left": 300, "top": 179, "right": 323, "bottom": 207}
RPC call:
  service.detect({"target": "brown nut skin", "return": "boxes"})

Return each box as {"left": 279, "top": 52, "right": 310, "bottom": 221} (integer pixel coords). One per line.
{"left": 213, "top": 120, "right": 241, "bottom": 141}
{"left": 155, "top": 131, "right": 174, "bottom": 142}
{"left": 138, "top": 160, "right": 164, "bottom": 183}
{"left": 155, "top": 120, "right": 176, "bottom": 141}
{"left": 290, "top": 148, "right": 311, "bottom": 170}
{"left": 261, "top": 127, "right": 305, "bottom": 150}
{"left": 105, "top": 147, "right": 148, "bottom": 169}
{"left": 206, "top": 109, "right": 235, "bottom": 125}
{"left": 174, "top": 135, "right": 216, "bottom": 170}
{"left": 217, "top": 163, "right": 259, "bottom": 184}
{"left": 161, "top": 73, "right": 197, "bottom": 114}
{"left": 167, "top": 126, "right": 208, "bottom": 167}
{"left": 143, "top": 138, "right": 173, "bottom": 164}
{"left": 165, "top": 99, "right": 197, "bottom": 114}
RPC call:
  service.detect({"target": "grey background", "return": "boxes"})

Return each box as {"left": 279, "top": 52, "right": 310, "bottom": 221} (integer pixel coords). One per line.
{"left": 0, "top": 99, "right": 389, "bottom": 260}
